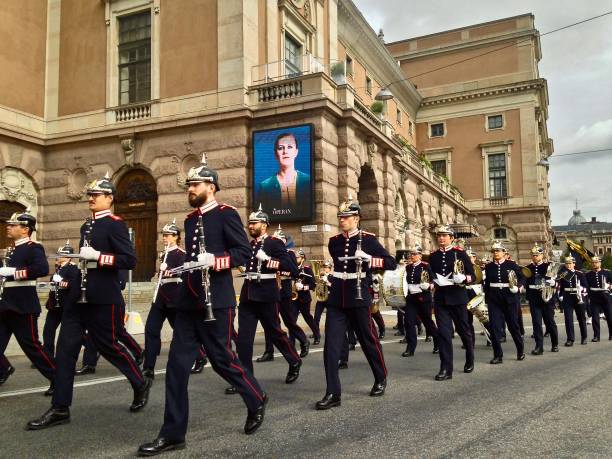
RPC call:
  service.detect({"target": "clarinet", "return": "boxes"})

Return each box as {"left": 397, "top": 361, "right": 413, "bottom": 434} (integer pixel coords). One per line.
{"left": 78, "top": 218, "right": 93, "bottom": 303}
{"left": 0, "top": 247, "right": 14, "bottom": 301}
{"left": 152, "top": 245, "right": 170, "bottom": 304}
{"left": 51, "top": 264, "right": 61, "bottom": 309}
{"left": 197, "top": 215, "right": 215, "bottom": 322}
{"left": 355, "top": 229, "right": 363, "bottom": 300}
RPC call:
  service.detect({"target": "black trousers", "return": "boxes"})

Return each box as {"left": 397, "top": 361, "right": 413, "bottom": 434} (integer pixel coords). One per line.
{"left": 404, "top": 296, "right": 438, "bottom": 353}
{"left": 314, "top": 300, "right": 326, "bottom": 332}
{"left": 0, "top": 353, "right": 11, "bottom": 372}
{"left": 433, "top": 302, "right": 473, "bottom": 373}
{"left": 529, "top": 296, "right": 558, "bottom": 348}
{"left": 80, "top": 302, "right": 142, "bottom": 367}
{"left": 562, "top": 296, "right": 587, "bottom": 342}
{"left": 339, "top": 324, "right": 357, "bottom": 363}
{"left": 265, "top": 296, "right": 308, "bottom": 353}
{"left": 323, "top": 306, "right": 386, "bottom": 395}
{"left": 143, "top": 305, "right": 206, "bottom": 370}
{"left": 293, "top": 298, "right": 320, "bottom": 339}
{"left": 396, "top": 310, "right": 405, "bottom": 334}
{"left": 236, "top": 299, "right": 300, "bottom": 376}
{"left": 42, "top": 307, "right": 64, "bottom": 358}
{"left": 158, "top": 307, "right": 264, "bottom": 441}
{"left": 371, "top": 310, "right": 385, "bottom": 335}
{"left": 52, "top": 303, "right": 146, "bottom": 408}
{"left": 489, "top": 297, "right": 524, "bottom": 358}
{"left": 589, "top": 298, "right": 612, "bottom": 339}
{"left": 0, "top": 311, "right": 56, "bottom": 381}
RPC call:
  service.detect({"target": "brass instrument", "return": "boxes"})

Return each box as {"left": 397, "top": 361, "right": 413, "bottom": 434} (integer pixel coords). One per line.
{"left": 310, "top": 260, "right": 329, "bottom": 302}
{"left": 420, "top": 269, "right": 429, "bottom": 284}
{"left": 575, "top": 275, "right": 584, "bottom": 305}
{"left": 291, "top": 279, "right": 299, "bottom": 301}
{"left": 520, "top": 265, "right": 533, "bottom": 279}
{"left": 152, "top": 244, "right": 170, "bottom": 304}
{"left": 0, "top": 247, "right": 14, "bottom": 301}
{"left": 473, "top": 264, "right": 483, "bottom": 284}
{"left": 78, "top": 218, "right": 93, "bottom": 304}
{"left": 196, "top": 215, "right": 215, "bottom": 322}
{"left": 541, "top": 262, "right": 560, "bottom": 302}
{"left": 508, "top": 270, "right": 518, "bottom": 290}
{"left": 370, "top": 273, "right": 382, "bottom": 314}
{"left": 453, "top": 258, "right": 464, "bottom": 276}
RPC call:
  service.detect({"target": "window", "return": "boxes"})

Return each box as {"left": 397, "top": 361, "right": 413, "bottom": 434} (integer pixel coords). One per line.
{"left": 488, "top": 115, "right": 503, "bottom": 130}
{"left": 488, "top": 153, "right": 507, "bottom": 198}
{"left": 494, "top": 228, "right": 507, "bottom": 239}
{"left": 408, "top": 121, "right": 414, "bottom": 136}
{"left": 345, "top": 55, "right": 353, "bottom": 77}
{"left": 284, "top": 34, "right": 302, "bottom": 76}
{"left": 430, "top": 123, "right": 444, "bottom": 137}
{"left": 366, "top": 76, "right": 372, "bottom": 94}
{"left": 430, "top": 160, "right": 447, "bottom": 177}
{"left": 118, "top": 11, "right": 151, "bottom": 106}
{"left": 396, "top": 109, "right": 402, "bottom": 125}
{"left": 598, "top": 248, "right": 604, "bottom": 255}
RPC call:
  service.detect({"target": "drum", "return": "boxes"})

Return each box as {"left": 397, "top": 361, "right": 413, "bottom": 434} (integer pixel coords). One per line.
{"left": 382, "top": 267, "right": 407, "bottom": 309}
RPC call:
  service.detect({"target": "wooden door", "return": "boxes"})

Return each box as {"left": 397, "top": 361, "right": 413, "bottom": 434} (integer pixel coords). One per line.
{"left": 114, "top": 170, "right": 158, "bottom": 281}
{"left": 0, "top": 201, "right": 26, "bottom": 249}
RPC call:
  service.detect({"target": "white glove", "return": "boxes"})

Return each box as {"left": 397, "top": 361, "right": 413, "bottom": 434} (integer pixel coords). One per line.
{"left": 197, "top": 252, "right": 215, "bottom": 268}
{"left": 545, "top": 278, "right": 556, "bottom": 287}
{"left": 80, "top": 246, "right": 101, "bottom": 261}
{"left": 295, "top": 281, "right": 304, "bottom": 291}
{"left": 509, "top": 286, "right": 519, "bottom": 294}
{"left": 559, "top": 296, "right": 563, "bottom": 302}
{"left": 159, "top": 262, "right": 168, "bottom": 272}
{"left": 452, "top": 273, "right": 466, "bottom": 284}
{"left": 519, "top": 286, "right": 526, "bottom": 294}
{"left": 256, "top": 249, "right": 271, "bottom": 262}
{"left": 355, "top": 249, "right": 372, "bottom": 262}
{"left": 0, "top": 267, "right": 16, "bottom": 277}
{"left": 419, "top": 282, "right": 430, "bottom": 291}
{"left": 52, "top": 274, "right": 63, "bottom": 283}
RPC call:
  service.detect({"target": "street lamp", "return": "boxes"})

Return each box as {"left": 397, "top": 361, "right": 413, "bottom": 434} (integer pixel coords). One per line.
{"left": 537, "top": 158, "right": 550, "bottom": 167}
{"left": 375, "top": 87, "right": 394, "bottom": 101}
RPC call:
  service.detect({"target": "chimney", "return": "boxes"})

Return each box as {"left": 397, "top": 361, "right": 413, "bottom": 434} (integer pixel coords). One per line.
{"left": 591, "top": 217, "right": 597, "bottom": 223}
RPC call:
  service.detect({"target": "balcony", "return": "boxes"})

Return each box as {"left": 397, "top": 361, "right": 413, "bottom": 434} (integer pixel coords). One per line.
{"left": 111, "top": 101, "right": 153, "bottom": 122}
{"left": 251, "top": 53, "right": 328, "bottom": 85}
{"left": 489, "top": 197, "right": 509, "bottom": 206}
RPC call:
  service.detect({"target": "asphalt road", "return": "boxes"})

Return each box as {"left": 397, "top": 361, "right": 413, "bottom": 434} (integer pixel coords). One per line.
{"left": 1, "top": 319, "right": 612, "bottom": 459}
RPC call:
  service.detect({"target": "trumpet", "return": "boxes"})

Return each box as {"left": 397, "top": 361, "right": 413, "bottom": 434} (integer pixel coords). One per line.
{"left": 0, "top": 247, "right": 14, "bottom": 301}
{"left": 508, "top": 270, "right": 518, "bottom": 290}
{"left": 152, "top": 244, "right": 170, "bottom": 304}
{"left": 420, "top": 269, "right": 430, "bottom": 284}
{"left": 310, "top": 260, "right": 329, "bottom": 302}
{"left": 355, "top": 230, "right": 363, "bottom": 300}
{"left": 453, "top": 258, "right": 464, "bottom": 276}
{"left": 78, "top": 218, "right": 93, "bottom": 304}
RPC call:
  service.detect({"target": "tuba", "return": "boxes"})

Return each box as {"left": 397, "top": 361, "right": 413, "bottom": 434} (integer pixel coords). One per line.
{"left": 311, "top": 260, "right": 329, "bottom": 302}
{"left": 420, "top": 269, "right": 429, "bottom": 285}
{"left": 541, "top": 262, "right": 559, "bottom": 302}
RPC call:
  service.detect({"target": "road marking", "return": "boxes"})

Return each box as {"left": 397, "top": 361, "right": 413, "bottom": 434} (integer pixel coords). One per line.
{"left": 0, "top": 319, "right": 593, "bottom": 399}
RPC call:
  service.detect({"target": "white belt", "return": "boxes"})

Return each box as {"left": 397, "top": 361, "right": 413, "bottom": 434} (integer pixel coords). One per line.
{"left": 4, "top": 280, "right": 37, "bottom": 288}
{"left": 406, "top": 283, "right": 421, "bottom": 288}
{"left": 589, "top": 288, "right": 608, "bottom": 292}
{"left": 332, "top": 272, "right": 367, "bottom": 280}
{"left": 86, "top": 261, "right": 98, "bottom": 269}
{"left": 528, "top": 285, "right": 543, "bottom": 290}
{"left": 245, "top": 273, "right": 277, "bottom": 280}
{"left": 280, "top": 276, "right": 292, "bottom": 281}
{"left": 160, "top": 278, "right": 182, "bottom": 285}
{"left": 565, "top": 288, "right": 579, "bottom": 292}
{"left": 490, "top": 283, "right": 509, "bottom": 288}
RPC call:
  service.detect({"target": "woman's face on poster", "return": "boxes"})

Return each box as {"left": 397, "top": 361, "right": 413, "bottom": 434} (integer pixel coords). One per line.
{"left": 275, "top": 135, "right": 298, "bottom": 168}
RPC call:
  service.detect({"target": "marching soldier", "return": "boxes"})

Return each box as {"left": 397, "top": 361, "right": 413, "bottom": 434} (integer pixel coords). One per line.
{"left": 586, "top": 256, "right": 612, "bottom": 341}
{"left": 234, "top": 206, "right": 302, "bottom": 386}
{"left": 138, "top": 156, "right": 267, "bottom": 456}
{"left": 401, "top": 246, "right": 439, "bottom": 357}
{"left": 142, "top": 220, "right": 208, "bottom": 381}
{"left": 293, "top": 249, "right": 320, "bottom": 346}
{"left": 483, "top": 241, "right": 525, "bottom": 364}
{"left": 428, "top": 225, "right": 475, "bottom": 381}
{"left": 42, "top": 241, "right": 80, "bottom": 359}
{"left": 315, "top": 195, "right": 396, "bottom": 410}
{"left": 524, "top": 243, "right": 559, "bottom": 354}
{"left": 0, "top": 210, "right": 55, "bottom": 393}
{"left": 559, "top": 256, "right": 588, "bottom": 346}
{"left": 465, "top": 248, "right": 486, "bottom": 347}
{"left": 0, "top": 354, "right": 14, "bottom": 385}
{"left": 27, "top": 173, "right": 150, "bottom": 430}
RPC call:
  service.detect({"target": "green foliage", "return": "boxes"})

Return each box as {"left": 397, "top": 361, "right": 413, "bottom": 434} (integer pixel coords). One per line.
{"left": 603, "top": 253, "right": 612, "bottom": 270}
{"left": 370, "top": 100, "right": 384, "bottom": 114}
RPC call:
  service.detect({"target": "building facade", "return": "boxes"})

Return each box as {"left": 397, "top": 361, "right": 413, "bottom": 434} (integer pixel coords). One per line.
{"left": 0, "top": 0, "right": 472, "bottom": 281}
{"left": 387, "top": 14, "right": 554, "bottom": 263}
{"left": 553, "top": 207, "right": 612, "bottom": 258}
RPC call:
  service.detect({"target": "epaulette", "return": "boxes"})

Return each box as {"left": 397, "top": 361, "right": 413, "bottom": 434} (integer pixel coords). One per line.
{"left": 269, "top": 235, "right": 281, "bottom": 241}
{"left": 110, "top": 214, "right": 123, "bottom": 221}
{"left": 187, "top": 209, "right": 199, "bottom": 217}
{"left": 332, "top": 233, "right": 343, "bottom": 239}
{"left": 219, "top": 203, "right": 237, "bottom": 211}
{"left": 177, "top": 247, "right": 186, "bottom": 253}
{"left": 361, "top": 231, "right": 376, "bottom": 237}
{"left": 303, "top": 264, "right": 311, "bottom": 269}
{"left": 421, "top": 261, "right": 429, "bottom": 265}
{"left": 27, "top": 240, "right": 41, "bottom": 245}
{"left": 452, "top": 246, "right": 464, "bottom": 251}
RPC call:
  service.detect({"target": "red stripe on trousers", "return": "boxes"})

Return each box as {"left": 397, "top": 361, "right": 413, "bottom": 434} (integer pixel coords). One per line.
{"left": 368, "top": 311, "right": 387, "bottom": 376}
{"left": 29, "top": 314, "right": 56, "bottom": 370}
{"left": 111, "top": 304, "right": 143, "bottom": 383}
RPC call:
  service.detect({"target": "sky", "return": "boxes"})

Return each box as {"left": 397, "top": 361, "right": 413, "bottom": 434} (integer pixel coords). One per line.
{"left": 352, "top": 0, "right": 612, "bottom": 225}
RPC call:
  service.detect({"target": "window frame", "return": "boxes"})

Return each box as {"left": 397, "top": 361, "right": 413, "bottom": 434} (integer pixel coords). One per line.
{"left": 487, "top": 152, "right": 508, "bottom": 199}
{"left": 365, "top": 75, "right": 372, "bottom": 95}
{"left": 284, "top": 33, "right": 303, "bottom": 77}
{"left": 485, "top": 113, "right": 505, "bottom": 132}
{"left": 429, "top": 121, "right": 446, "bottom": 138}
{"left": 345, "top": 54, "right": 354, "bottom": 78}
{"left": 117, "top": 11, "right": 152, "bottom": 106}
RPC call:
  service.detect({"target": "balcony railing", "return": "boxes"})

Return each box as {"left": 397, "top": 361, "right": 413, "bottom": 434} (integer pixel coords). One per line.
{"left": 489, "top": 196, "right": 509, "bottom": 206}
{"left": 251, "top": 53, "right": 327, "bottom": 85}
{"left": 114, "top": 101, "right": 152, "bottom": 122}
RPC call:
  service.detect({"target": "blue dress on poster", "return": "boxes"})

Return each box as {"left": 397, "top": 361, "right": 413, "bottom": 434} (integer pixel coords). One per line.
{"left": 253, "top": 125, "right": 312, "bottom": 221}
